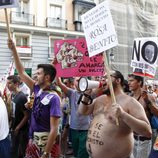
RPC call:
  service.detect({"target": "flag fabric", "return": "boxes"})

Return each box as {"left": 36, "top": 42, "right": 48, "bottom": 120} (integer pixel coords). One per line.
{"left": 0, "top": 61, "right": 15, "bottom": 96}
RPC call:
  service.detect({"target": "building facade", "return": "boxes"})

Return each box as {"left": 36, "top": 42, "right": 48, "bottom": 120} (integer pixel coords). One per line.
{"left": 101, "top": 0, "right": 158, "bottom": 78}
{"left": 0, "top": 0, "right": 158, "bottom": 79}
{"left": 0, "top": 0, "right": 95, "bottom": 77}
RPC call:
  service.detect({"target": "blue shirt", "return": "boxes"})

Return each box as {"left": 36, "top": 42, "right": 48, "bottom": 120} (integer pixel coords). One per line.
{"left": 67, "top": 89, "right": 90, "bottom": 130}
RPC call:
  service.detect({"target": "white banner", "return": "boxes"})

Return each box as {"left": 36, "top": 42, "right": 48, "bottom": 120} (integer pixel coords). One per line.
{"left": 81, "top": 0, "right": 118, "bottom": 57}
{"left": 0, "top": 0, "right": 19, "bottom": 9}
{"left": 131, "top": 37, "right": 158, "bottom": 78}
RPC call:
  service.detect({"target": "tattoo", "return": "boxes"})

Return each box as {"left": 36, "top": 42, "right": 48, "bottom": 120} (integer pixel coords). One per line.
{"left": 87, "top": 137, "right": 104, "bottom": 145}
{"left": 87, "top": 143, "right": 92, "bottom": 156}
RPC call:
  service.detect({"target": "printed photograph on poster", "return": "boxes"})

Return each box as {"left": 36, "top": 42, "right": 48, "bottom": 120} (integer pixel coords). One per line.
{"left": 0, "top": 0, "right": 18, "bottom": 9}
{"left": 54, "top": 38, "right": 104, "bottom": 77}
{"left": 131, "top": 37, "right": 158, "bottom": 78}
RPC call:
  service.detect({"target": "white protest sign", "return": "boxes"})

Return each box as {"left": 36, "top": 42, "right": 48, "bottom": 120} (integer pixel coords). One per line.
{"left": 0, "top": 0, "right": 19, "bottom": 9}
{"left": 81, "top": 0, "right": 118, "bottom": 57}
{"left": 131, "top": 37, "right": 158, "bottom": 78}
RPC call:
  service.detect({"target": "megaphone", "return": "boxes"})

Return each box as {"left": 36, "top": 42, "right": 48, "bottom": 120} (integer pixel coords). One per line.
{"left": 78, "top": 77, "right": 102, "bottom": 92}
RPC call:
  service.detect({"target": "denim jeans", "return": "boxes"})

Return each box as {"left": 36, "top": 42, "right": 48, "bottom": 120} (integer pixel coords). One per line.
{"left": 133, "top": 138, "right": 152, "bottom": 158}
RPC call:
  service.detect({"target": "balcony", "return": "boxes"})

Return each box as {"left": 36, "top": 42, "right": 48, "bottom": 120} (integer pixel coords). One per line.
{"left": 16, "top": 46, "right": 32, "bottom": 59}
{"left": 74, "top": 21, "right": 83, "bottom": 32}
{"left": 73, "top": 0, "right": 96, "bottom": 31}
{"left": 46, "top": 17, "right": 67, "bottom": 30}
{"left": 10, "top": 11, "right": 35, "bottom": 26}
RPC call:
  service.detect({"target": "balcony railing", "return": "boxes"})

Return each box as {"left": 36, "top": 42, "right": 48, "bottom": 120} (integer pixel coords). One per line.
{"left": 46, "top": 17, "right": 67, "bottom": 30}
{"left": 16, "top": 46, "right": 32, "bottom": 59}
{"left": 10, "top": 11, "right": 35, "bottom": 26}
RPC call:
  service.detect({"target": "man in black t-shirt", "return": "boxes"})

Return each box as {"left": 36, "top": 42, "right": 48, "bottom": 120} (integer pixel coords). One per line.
{"left": 7, "top": 75, "right": 29, "bottom": 158}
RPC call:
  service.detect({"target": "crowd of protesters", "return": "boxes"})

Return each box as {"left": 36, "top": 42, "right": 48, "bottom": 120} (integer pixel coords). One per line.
{"left": 0, "top": 38, "right": 158, "bottom": 158}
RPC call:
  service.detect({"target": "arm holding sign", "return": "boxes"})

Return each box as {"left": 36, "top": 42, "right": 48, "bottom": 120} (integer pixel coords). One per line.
{"left": 78, "top": 70, "right": 151, "bottom": 158}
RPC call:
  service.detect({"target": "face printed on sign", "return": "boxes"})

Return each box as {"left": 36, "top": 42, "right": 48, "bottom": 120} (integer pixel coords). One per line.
{"left": 144, "top": 44, "right": 155, "bottom": 62}
{"left": 33, "top": 132, "right": 49, "bottom": 150}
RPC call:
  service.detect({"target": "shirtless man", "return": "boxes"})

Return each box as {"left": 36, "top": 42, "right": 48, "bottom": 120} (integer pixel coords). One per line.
{"left": 128, "top": 74, "right": 158, "bottom": 158}
{"left": 78, "top": 70, "right": 152, "bottom": 158}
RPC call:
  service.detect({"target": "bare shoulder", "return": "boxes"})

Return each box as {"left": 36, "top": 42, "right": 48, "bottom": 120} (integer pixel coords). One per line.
{"left": 94, "top": 94, "right": 108, "bottom": 103}
{"left": 123, "top": 94, "right": 145, "bottom": 114}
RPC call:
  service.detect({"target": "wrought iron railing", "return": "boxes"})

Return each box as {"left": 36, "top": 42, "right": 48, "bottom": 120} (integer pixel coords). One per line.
{"left": 16, "top": 45, "right": 32, "bottom": 59}
{"left": 46, "top": 17, "right": 67, "bottom": 30}
{"left": 10, "top": 11, "right": 35, "bottom": 26}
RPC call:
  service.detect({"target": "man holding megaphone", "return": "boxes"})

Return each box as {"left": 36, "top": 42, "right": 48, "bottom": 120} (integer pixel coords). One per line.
{"left": 78, "top": 70, "right": 152, "bottom": 158}
{"left": 56, "top": 77, "right": 90, "bottom": 158}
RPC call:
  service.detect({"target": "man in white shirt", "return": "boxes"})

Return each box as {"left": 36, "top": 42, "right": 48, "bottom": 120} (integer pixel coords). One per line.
{"left": 0, "top": 96, "right": 11, "bottom": 158}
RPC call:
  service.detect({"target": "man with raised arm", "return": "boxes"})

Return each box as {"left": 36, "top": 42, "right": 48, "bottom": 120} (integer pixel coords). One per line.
{"left": 78, "top": 70, "right": 152, "bottom": 158}
{"left": 8, "top": 39, "right": 61, "bottom": 158}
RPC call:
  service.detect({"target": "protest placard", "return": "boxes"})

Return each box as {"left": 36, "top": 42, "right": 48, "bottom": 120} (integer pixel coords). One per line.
{"left": 0, "top": 0, "right": 19, "bottom": 39}
{"left": 54, "top": 38, "right": 104, "bottom": 77}
{"left": 0, "top": 0, "right": 18, "bottom": 9}
{"left": 81, "top": 0, "right": 118, "bottom": 57}
{"left": 131, "top": 37, "right": 158, "bottom": 78}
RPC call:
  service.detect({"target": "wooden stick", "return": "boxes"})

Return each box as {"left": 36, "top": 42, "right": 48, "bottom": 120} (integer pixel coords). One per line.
{"left": 4, "top": 8, "right": 11, "bottom": 40}
{"left": 103, "top": 52, "right": 116, "bottom": 103}
{"left": 103, "top": 52, "right": 119, "bottom": 125}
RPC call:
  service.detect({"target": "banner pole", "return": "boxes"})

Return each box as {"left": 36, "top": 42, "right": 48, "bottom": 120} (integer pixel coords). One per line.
{"left": 4, "top": 8, "right": 11, "bottom": 40}
{"left": 103, "top": 52, "right": 119, "bottom": 125}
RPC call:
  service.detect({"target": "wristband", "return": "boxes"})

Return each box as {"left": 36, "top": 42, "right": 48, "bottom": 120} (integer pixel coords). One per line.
{"left": 43, "top": 151, "right": 49, "bottom": 157}
{"left": 81, "top": 93, "right": 93, "bottom": 105}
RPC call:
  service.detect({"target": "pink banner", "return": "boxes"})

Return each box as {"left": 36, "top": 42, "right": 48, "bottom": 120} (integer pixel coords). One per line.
{"left": 54, "top": 38, "right": 104, "bottom": 77}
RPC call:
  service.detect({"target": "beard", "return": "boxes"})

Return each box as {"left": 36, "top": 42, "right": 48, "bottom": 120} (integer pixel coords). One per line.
{"left": 103, "top": 81, "right": 117, "bottom": 95}
{"left": 103, "top": 88, "right": 110, "bottom": 95}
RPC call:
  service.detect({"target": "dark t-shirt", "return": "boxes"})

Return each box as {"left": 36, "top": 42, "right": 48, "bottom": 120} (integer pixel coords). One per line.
{"left": 11, "top": 91, "right": 28, "bottom": 131}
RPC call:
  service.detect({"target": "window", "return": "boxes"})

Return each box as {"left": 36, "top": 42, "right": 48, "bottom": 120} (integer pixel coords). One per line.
{"left": 49, "top": 36, "right": 63, "bottom": 59}
{"left": 15, "top": 35, "right": 30, "bottom": 47}
{"left": 13, "top": 33, "right": 32, "bottom": 59}
{"left": 50, "top": 5, "right": 62, "bottom": 19}
{"left": 14, "top": 68, "right": 32, "bottom": 77}
{"left": 16, "top": 0, "right": 29, "bottom": 14}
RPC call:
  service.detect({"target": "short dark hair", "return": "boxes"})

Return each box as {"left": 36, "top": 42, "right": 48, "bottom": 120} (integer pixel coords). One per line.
{"left": 111, "top": 70, "right": 124, "bottom": 86}
{"left": 37, "top": 64, "right": 56, "bottom": 82}
{"left": 123, "top": 79, "right": 130, "bottom": 93}
{"left": 7, "top": 75, "right": 20, "bottom": 84}
{"left": 128, "top": 74, "right": 144, "bottom": 87}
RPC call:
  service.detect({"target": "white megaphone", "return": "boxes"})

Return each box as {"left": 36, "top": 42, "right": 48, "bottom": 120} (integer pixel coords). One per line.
{"left": 78, "top": 77, "right": 102, "bottom": 92}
